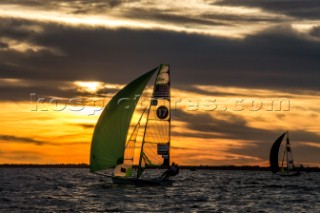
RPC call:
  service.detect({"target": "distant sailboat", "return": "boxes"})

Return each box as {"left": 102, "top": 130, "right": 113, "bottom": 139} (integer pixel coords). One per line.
{"left": 269, "top": 131, "right": 302, "bottom": 177}
{"left": 90, "top": 64, "right": 173, "bottom": 185}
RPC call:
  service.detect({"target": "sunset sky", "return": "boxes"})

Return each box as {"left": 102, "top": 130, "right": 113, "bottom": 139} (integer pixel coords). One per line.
{"left": 0, "top": 0, "right": 319, "bottom": 166}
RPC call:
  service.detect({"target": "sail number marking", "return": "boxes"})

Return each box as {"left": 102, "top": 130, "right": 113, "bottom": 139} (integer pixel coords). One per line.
{"left": 156, "top": 106, "right": 169, "bottom": 119}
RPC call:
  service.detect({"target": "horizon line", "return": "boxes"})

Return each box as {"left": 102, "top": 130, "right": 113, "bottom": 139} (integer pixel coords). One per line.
{"left": 0, "top": 163, "right": 319, "bottom": 170}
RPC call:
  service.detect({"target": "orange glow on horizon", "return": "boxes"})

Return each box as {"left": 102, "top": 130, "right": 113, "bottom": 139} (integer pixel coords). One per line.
{"left": 0, "top": 85, "right": 319, "bottom": 166}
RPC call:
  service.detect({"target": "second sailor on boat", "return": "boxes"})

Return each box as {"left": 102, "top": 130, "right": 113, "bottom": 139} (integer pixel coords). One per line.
{"left": 160, "top": 162, "right": 180, "bottom": 180}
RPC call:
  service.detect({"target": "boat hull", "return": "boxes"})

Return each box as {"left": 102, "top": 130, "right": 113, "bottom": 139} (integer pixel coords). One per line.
{"left": 112, "top": 177, "right": 173, "bottom": 186}
{"left": 277, "top": 171, "right": 302, "bottom": 177}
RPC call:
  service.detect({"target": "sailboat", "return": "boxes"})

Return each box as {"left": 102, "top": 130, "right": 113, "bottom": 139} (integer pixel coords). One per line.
{"left": 90, "top": 64, "right": 173, "bottom": 185}
{"left": 269, "top": 131, "right": 302, "bottom": 177}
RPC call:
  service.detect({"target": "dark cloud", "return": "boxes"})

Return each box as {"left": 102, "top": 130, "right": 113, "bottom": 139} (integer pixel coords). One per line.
{"left": 173, "top": 110, "right": 279, "bottom": 142}
{"left": 217, "top": 0, "right": 320, "bottom": 20}
{"left": 0, "top": 150, "right": 42, "bottom": 161}
{"left": 170, "top": 146, "right": 192, "bottom": 150}
{"left": 71, "top": 0, "right": 137, "bottom": 14}
{"left": 0, "top": 134, "right": 89, "bottom": 146}
{"left": 173, "top": 110, "right": 320, "bottom": 163}
{"left": 0, "top": 18, "right": 319, "bottom": 95}
{"left": 0, "top": 0, "right": 45, "bottom": 7}
{"left": 0, "top": 85, "right": 71, "bottom": 101}
{"left": 0, "top": 76, "right": 117, "bottom": 101}
{"left": 78, "top": 123, "right": 95, "bottom": 129}
{"left": 201, "top": 13, "right": 284, "bottom": 23}
{"left": 1, "top": 1, "right": 318, "bottom": 165}
{"left": 0, "top": 134, "right": 48, "bottom": 145}
{"left": 0, "top": 0, "right": 125, "bottom": 12}
{"left": 178, "top": 84, "right": 294, "bottom": 99}
{"left": 120, "top": 8, "right": 230, "bottom": 26}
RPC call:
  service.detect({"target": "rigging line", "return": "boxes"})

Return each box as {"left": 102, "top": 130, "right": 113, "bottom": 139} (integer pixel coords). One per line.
{"left": 137, "top": 102, "right": 153, "bottom": 178}
{"left": 125, "top": 123, "right": 140, "bottom": 164}
{"left": 128, "top": 102, "right": 146, "bottom": 164}
{"left": 287, "top": 132, "right": 295, "bottom": 168}
{"left": 137, "top": 66, "right": 161, "bottom": 176}
{"left": 126, "top": 108, "right": 146, "bottom": 149}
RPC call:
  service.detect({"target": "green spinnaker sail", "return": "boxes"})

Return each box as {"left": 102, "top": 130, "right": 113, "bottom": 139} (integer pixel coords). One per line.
{"left": 90, "top": 68, "right": 157, "bottom": 173}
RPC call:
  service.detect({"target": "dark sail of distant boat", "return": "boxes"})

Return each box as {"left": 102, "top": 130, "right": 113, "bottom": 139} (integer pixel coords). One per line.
{"left": 270, "top": 132, "right": 287, "bottom": 174}
{"left": 90, "top": 64, "right": 174, "bottom": 185}
{"left": 269, "top": 131, "right": 302, "bottom": 177}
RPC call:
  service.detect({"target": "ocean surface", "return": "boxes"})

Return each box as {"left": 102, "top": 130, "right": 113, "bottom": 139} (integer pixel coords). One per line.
{"left": 0, "top": 168, "right": 319, "bottom": 212}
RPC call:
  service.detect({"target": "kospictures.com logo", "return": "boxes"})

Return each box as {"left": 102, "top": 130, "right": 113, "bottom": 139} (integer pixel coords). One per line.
{"left": 29, "top": 93, "right": 290, "bottom": 116}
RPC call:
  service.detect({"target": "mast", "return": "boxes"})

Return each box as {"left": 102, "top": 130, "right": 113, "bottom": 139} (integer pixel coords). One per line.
{"left": 137, "top": 66, "right": 161, "bottom": 178}
{"left": 286, "top": 131, "right": 295, "bottom": 171}
{"left": 137, "top": 103, "right": 153, "bottom": 178}
{"left": 168, "top": 66, "right": 171, "bottom": 167}
{"left": 286, "top": 134, "right": 289, "bottom": 173}
{"left": 281, "top": 145, "right": 286, "bottom": 174}
{"left": 137, "top": 64, "right": 171, "bottom": 178}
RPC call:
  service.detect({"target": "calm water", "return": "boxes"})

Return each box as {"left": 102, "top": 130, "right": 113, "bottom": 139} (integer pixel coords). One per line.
{"left": 0, "top": 168, "right": 319, "bottom": 212}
